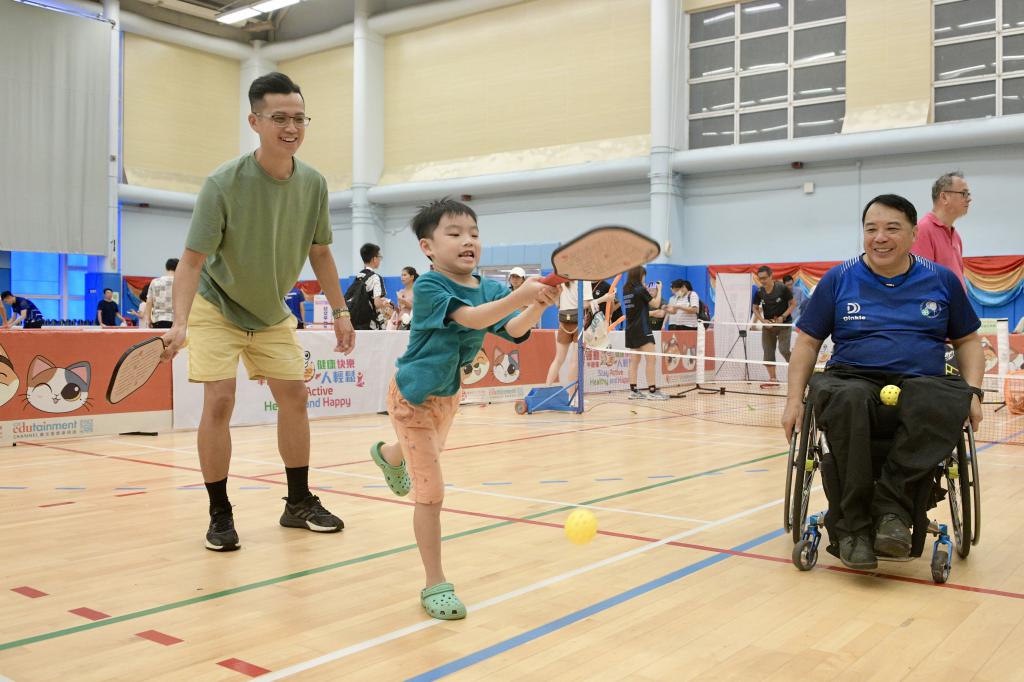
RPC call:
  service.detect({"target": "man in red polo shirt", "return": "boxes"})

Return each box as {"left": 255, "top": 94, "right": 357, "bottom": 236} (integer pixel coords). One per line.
{"left": 912, "top": 171, "right": 971, "bottom": 286}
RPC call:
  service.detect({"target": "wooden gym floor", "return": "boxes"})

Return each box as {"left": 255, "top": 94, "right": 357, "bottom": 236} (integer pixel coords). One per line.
{"left": 2, "top": 400, "right": 1024, "bottom": 681}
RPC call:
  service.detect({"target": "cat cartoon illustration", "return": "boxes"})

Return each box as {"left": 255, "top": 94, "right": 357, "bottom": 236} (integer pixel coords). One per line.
{"left": 25, "top": 356, "right": 91, "bottom": 414}
{"left": 460, "top": 349, "right": 490, "bottom": 385}
{"left": 0, "top": 344, "right": 18, "bottom": 407}
{"left": 492, "top": 347, "right": 520, "bottom": 384}
{"left": 662, "top": 336, "right": 681, "bottom": 372}
{"left": 303, "top": 350, "right": 315, "bottom": 382}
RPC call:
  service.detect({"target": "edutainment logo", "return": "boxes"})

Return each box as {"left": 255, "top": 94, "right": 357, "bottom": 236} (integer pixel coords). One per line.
{"left": 921, "top": 300, "right": 942, "bottom": 318}
{"left": 843, "top": 301, "right": 866, "bottom": 322}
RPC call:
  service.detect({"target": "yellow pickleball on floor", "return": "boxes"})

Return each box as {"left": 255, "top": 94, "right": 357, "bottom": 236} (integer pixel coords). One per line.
{"left": 565, "top": 509, "right": 598, "bottom": 545}
{"left": 880, "top": 384, "right": 901, "bottom": 406}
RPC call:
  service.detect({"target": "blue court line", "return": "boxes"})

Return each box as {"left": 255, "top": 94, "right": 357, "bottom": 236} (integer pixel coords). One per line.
{"left": 481, "top": 482, "right": 512, "bottom": 486}
{"left": 406, "top": 527, "right": 786, "bottom": 682}
{"left": 0, "top": 486, "right": 28, "bottom": 490}
{"left": 539, "top": 480, "right": 568, "bottom": 484}
{"left": 745, "top": 468, "right": 770, "bottom": 473}
{"left": 115, "top": 487, "right": 146, "bottom": 490}
{"left": 55, "top": 487, "right": 86, "bottom": 490}
{"left": 594, "top": 477, "right": 623, "bottom": 481}
{"left": 647, "top": 475, "right": 674, "bottom": 479}
{"left": 977, "top": 426, "right": 1024, "bottom": 452}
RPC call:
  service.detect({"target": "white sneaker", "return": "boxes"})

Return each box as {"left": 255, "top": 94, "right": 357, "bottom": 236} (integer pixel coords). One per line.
{"left": 645, "top": 390, "right": 669, "bottom": 401}
{"left": 628, "top": 390, "right": 646, "bottom": 400}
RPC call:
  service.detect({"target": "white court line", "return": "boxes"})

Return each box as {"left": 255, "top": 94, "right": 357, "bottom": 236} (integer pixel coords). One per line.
{"left": 253, "top": 495, "right": 785, "bottom": 681}
{"left": 228, "top": 454, "right": 712, "bottom": 524}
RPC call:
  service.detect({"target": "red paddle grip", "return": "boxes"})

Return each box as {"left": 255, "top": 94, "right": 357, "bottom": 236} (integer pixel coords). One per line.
{"left": 539, "top": 273, "right": 569, "bottom": 286}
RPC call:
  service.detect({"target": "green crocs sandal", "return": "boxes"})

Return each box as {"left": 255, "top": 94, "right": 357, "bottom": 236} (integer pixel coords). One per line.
{"left": 370, "top": 441, "right": 411, "bottom": 497}
{"left": 421, "top": 582, "right": 466, "bottom": 620}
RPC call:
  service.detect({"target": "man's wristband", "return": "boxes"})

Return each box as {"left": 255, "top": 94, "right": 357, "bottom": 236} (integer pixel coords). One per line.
{"left": 968, "top": 386, "right": 984, "bottom": 400}
{"left": 332, "top": 308, "right": 350, "bottom": 320}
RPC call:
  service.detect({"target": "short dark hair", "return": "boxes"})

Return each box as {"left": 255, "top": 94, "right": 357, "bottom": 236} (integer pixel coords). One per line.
{"left": 411, "top": 197, "right": 478, "bottom": 241}
{"left": 165, "top": 258, "right": 179, "bottom": 272}
{"left": 360, "top": 243, "right": 381, "bottom": 264}
{"left": 670, "top": 279, "right": 685, "bottom": 289}
{"left": 248, "top": 72, "right": 302, "bottom": 111}
{"left": 0, "top": 291, "right": 11, "bottom": 300}
{"left": 103, "top": 288, "right": 112, "bottom": 294}
{"left": 862, "top": 193, "right": 918, "bottom": 226}
{"left": 931, "top": 171, "right": 964, "bottom": 202}
{"left": 782, "top": 274, "right": 794, "bottom": 283}
{"left": 757, "top": 266, "right": 772, "bottom": 277}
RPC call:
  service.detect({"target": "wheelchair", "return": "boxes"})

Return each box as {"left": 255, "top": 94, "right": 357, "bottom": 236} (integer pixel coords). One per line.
{"left": 783, "top": 392, "right": 980, "bottom": 584}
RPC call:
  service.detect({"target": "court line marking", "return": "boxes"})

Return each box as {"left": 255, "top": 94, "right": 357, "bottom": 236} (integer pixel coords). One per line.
{"left": 404, "top": 529, "right": 789, "bottom": 682}
{"left": 252, "top": 502, "right": 787, "bottom": 681}
{"left": 0, "top": 445, "right": 787, "bottom": 652}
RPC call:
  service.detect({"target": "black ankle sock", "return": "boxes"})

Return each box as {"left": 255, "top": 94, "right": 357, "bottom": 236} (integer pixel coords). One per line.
{"left": 205, "top": 478, "right": 230, "bottom": 514}
{"left": 630, "top": 384, "right": 637, "bottom": 392}
{"left": 285, "top": 466, "right": 310, "bottom": 504}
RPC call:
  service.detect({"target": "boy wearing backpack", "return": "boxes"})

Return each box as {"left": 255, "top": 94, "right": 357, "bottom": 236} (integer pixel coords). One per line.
{"left": 346, "top": 243, "right": 390, "bottom": 330}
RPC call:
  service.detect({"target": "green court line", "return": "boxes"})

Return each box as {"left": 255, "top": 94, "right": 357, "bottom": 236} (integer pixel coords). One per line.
{"left": 0, "top": 449, "right": 786, "bottom": 652}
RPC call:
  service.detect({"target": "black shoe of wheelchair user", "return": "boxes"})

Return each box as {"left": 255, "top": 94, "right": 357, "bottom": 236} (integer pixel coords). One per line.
{"left": 874, "top": 513, "right": 912, "bottom": 559}
{"left": 838, "top": 535, "right": 877, "bottom": 570}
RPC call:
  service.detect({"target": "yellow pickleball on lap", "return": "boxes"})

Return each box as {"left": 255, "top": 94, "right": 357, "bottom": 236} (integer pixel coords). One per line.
{"left": 565, "top": 509, "right": 598, "bottom": 545}
{"left": 880, "top": 384, "right": 901, "bottom": 406}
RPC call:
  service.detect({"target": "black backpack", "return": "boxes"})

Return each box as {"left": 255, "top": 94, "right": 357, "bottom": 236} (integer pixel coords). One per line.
{"left": 344, "top": 268, "right": 379, "bottom": 330}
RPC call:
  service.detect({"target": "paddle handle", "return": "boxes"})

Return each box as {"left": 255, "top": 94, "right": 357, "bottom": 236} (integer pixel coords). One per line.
{"left": 539, "top": 273, "right": 569, "bottom": 286}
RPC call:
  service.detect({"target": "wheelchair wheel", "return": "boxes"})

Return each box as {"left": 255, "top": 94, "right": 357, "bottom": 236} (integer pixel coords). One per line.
{"left": 966, "top": 424, "right": 981, "bottom": 545}
{"left": 792, "top": 538, "right": 817, "bottom": 571}
{"left": 789, "top": 405, "right": 817, "bottom": 544}
{"left": 931, "top": 546, "right": 950, "bottom": 584}
{"left": 947, "top": 432, "right": 972, "bottom": 559}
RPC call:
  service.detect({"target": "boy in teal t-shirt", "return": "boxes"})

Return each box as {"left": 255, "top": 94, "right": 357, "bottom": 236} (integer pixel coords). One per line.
{"left": 370, "top": 198, "right": 558, "bottom": 620}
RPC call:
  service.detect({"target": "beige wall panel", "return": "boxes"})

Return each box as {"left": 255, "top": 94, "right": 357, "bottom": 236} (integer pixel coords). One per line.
{"left": 382, "top": 0, "right": 650, "bottom": 184}
{"left": 683, "top": 0, "right": 733, "bottom": 13}
{"left": 279, "top": 46, "right": 354, "bottom": 191}
{"left": 123, "top": 34, "right": 239, "bottom": 193}
{"left": 844, "top": 0, "right": 932, "bottom": 132}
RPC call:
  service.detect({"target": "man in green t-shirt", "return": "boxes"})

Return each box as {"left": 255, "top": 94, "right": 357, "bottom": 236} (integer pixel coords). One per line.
{"left": 160, "top": 72, "right": 355, "bottom": 552}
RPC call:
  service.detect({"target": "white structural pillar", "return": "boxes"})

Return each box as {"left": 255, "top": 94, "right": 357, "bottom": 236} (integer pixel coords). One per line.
{"left": 649, "top": 0, "right": 684, "bottom": 263}
{"left": 351, "top": 0, "right": 385, "bottom": 274}
{"left": 240, "top": 41, "right": 276, "bottom": 153}
{"left": 102, "top": 0, "right": 120, "bottom": 273}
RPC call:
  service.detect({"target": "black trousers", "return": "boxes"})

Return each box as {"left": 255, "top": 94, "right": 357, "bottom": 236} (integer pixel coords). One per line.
{"left": 151, "top": 320, "right": 173, "bottom": 329}
{"left": 809, "top": 366, "right": 972, "bottom": 554}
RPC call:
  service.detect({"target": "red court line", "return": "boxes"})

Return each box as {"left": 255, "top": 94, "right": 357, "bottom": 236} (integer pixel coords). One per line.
{"left": 115, "top": 491, "right": 147, "bottom": 498}
{"left": 135, "top": 630, "right": 183, "bottom": 646}
{"left": 25, "top": 442, "right": 1024, "bottom": 602}
{"left": 218, "top": 657, "right": 271, "bottom": 677}
{"left": 38, "top": 501, "right": 75, "bottom": 508}
{"left": 69, "top": 607, "right": 109, "bottom": 621}
{"left": 12, "top": 586, "right": 47, "bottom": 599}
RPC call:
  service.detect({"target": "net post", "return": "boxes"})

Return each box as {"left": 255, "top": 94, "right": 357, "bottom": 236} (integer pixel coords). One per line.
{"left": 576, "top": 278, "right": 585, "bottom": 414}
{"left": 696, "top": 321, "right": 706, "bottom": 384}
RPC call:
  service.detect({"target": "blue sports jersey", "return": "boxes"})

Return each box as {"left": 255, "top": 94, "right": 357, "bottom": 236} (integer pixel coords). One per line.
{"left": 11, "top": 297, "right": 43, "bottom": 324}
{"left": 797, "top": 256, "right": 979, "bottom": 377}
{"left": 284, "top": 287, "right": 304, "bottom": 321}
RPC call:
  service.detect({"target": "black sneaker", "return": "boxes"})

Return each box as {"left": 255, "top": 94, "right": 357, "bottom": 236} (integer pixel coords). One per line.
{"left": 874, "top": 513, "right": 912, "bottom": 558}
{"left": 280, "top": 494, "right": 344, "bottom": 533}
{"left": 838, "top": 534, "right": 877, "bottom": 570}
{"left": 206, "top": 507, "right": 240, "bottom": 552}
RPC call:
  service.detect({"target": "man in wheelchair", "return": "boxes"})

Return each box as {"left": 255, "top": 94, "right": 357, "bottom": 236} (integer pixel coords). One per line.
{"left": 782, "top": 194, "right": 985, "bottom": 570}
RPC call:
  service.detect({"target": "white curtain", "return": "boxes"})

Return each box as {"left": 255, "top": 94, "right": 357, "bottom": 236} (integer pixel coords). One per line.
{"left": 0, "top": 1, "right": 110, "bottom": 254}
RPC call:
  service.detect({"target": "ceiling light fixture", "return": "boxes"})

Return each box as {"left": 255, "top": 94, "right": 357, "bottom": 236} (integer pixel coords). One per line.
{"left": 216, "top": 0, "right": 302, "bottom": 25}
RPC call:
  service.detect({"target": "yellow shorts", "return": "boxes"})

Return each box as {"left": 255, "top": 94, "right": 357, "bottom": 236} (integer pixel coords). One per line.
{"left": 187, "top": 295, "right": 304, "bottom": 382}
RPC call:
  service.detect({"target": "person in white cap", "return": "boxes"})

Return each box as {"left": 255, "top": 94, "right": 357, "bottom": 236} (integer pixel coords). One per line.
{"left": 507, "top": 267, "right": 527, "bottom": 293}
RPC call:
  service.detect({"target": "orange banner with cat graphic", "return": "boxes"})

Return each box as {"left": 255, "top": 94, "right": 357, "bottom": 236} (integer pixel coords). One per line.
{"left": 460, "top": 331, "right": 558, "bottom": 404}
{"left": 0, "top": 330, "right": 172, "bottom": 445}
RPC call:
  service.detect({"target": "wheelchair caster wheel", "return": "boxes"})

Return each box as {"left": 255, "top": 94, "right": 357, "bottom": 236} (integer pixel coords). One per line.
{"left": 931, "top": 547, "right": 950, "bottom": 584}
{"left": 792, "top": 538, "right": 817, "bottom": 571}
{"left": 514, "top": 400, "right": 527, "bottom": 415}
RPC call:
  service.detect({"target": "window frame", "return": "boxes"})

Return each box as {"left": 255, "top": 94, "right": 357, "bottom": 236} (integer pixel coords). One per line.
{"left": 685, "top": 0, "right": 847, "bottom": 149}
{"left": 932, "top": 0, "right": 1024, "bottom": 122}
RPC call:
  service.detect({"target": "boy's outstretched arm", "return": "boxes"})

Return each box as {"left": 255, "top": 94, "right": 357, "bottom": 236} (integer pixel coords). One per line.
{"left": 449, "top": 279, "right": 557, "bottom": 331}
{"left": 504, "top": 285, "right": 559, "bottom": 338}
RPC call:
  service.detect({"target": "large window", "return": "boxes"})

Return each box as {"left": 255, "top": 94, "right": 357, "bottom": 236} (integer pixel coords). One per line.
{"left": 686, "top": 0, "right": 847, "bottom": 149}
{"left": 933, "top": 0, "right": 1024, "bottom": 122}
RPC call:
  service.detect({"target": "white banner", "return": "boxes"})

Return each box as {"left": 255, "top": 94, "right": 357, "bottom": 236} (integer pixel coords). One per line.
{"left": 1, "top": 411, "right": 172, "bottom": 445}
{"left": 172, "top": 331, "right": 408, "bottom": 429}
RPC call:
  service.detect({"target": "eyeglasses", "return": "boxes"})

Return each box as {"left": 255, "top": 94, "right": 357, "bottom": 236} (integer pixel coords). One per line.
{"left": 253, "top": 112, "right": 312, "bottom": 128}
{"left": 943, "top": 189, "right": 971, "bottom": 199}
